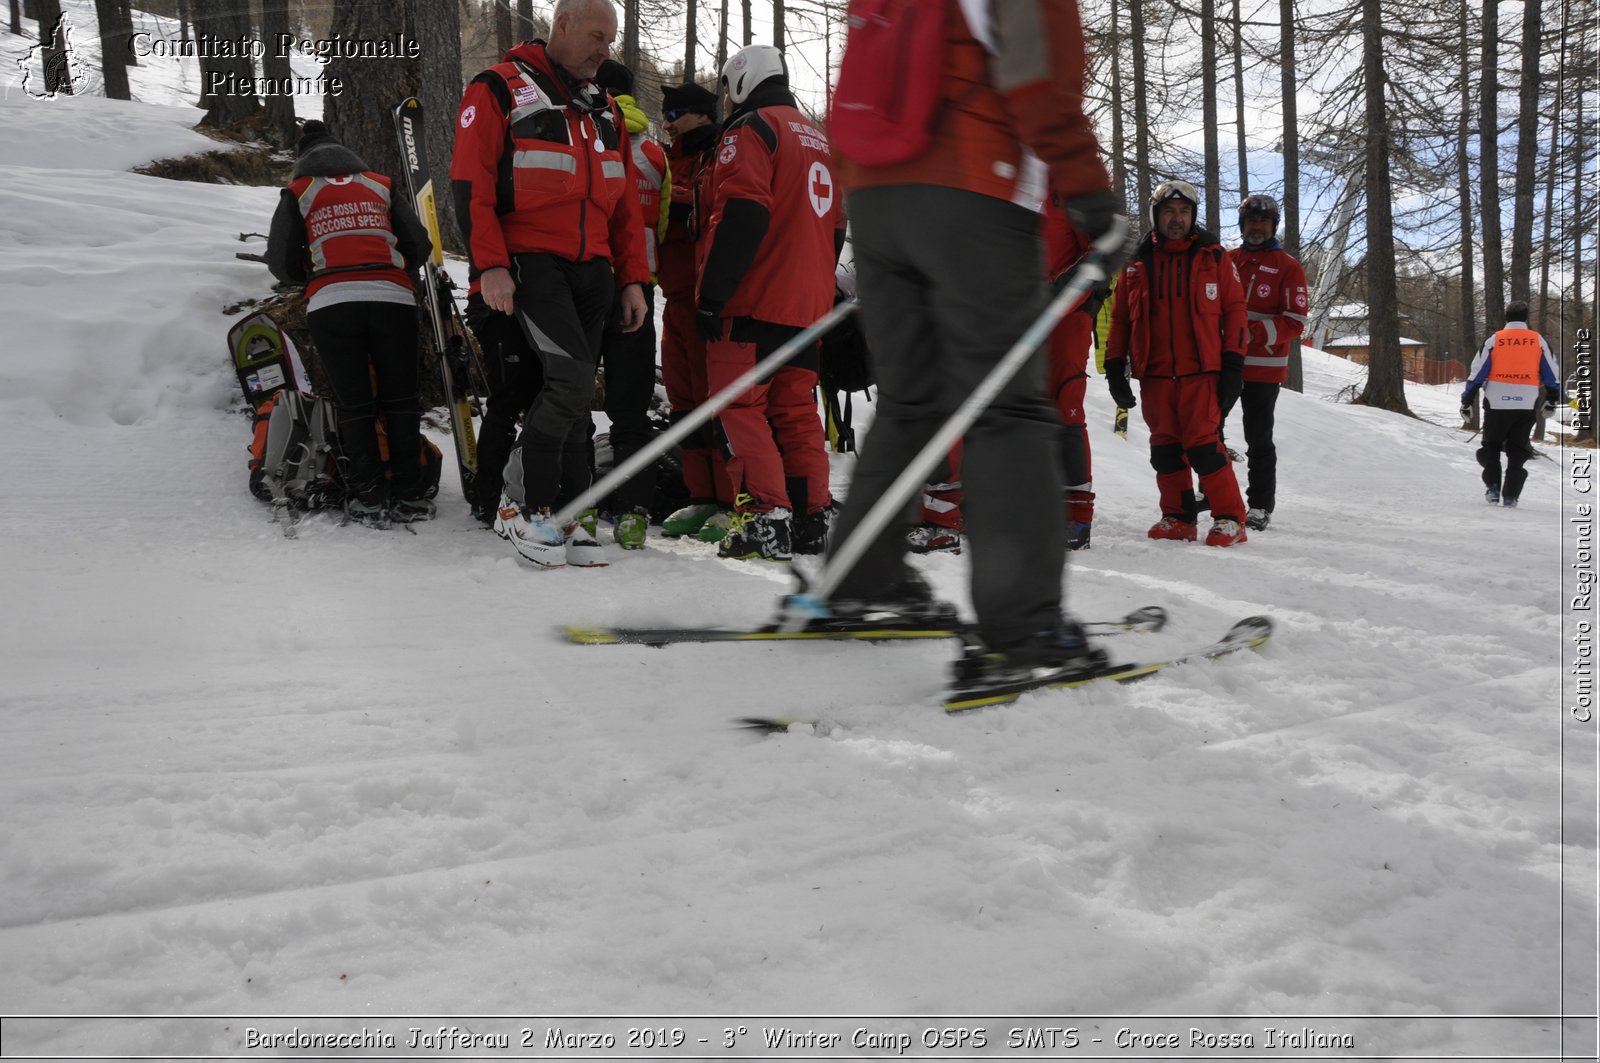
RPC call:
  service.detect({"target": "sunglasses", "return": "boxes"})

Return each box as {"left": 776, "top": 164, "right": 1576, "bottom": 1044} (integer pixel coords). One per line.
{"left": 664, "top": 108, "right": 685, "bottom": 121}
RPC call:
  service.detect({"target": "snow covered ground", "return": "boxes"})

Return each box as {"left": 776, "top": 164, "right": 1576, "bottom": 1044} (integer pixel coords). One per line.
{"left": 0, "top": 30, "right": 1595, "bottom": 1063}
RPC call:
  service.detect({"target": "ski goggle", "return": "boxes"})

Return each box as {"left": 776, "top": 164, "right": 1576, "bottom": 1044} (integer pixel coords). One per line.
{"left": 1151, "top": 180, "right": 1199, "bottom": 209}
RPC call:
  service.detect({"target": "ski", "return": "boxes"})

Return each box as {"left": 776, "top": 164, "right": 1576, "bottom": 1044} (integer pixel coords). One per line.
{"left": 734, "top": 615, "right": 1272, "bottom": 730}
{"left": 943, "top": 615, "right": 1272, "bottom": 712}
{"left": 560, "top": 605, "right": 1168, "bottom": 647}
{"left": 393, "top": 97, "right": 480, "bottom": 500}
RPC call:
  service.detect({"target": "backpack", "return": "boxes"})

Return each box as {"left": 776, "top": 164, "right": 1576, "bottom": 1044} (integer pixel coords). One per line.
{"left": 819, "top": 272, "right": 873, "bottom": 453}
{"left": 828, "top": 0, "right": 947, "bottom": 166}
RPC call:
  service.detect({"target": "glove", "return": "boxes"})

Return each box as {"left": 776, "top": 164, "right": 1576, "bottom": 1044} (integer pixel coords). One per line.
{"left": 1105, "top": 358, "right": 1136, "bottom": 410}
{"left": 1061, "top": 190, "right": 1125, "bottom": 244}
{"left": 1460, "top": 388, "right": 1478, "bottom": 420}
{"left": 1218, "top": 352, "right": 1245, "bottom": 413}
{"left": 695, "top": 301, "right": 724, "bottom": 343}
{"left": 1052, "top": 270, "right": 1108, "bottom": 320}
{"left": 1543, "top": 387, "right": 1560, "bottom": 414}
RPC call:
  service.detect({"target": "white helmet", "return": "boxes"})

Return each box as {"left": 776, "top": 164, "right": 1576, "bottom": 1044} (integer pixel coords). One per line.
{"left": 721, "top": 44, "right": 787, "bottom": 106}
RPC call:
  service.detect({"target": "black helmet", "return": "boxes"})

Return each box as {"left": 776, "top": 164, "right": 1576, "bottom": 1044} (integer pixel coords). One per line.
{"left": 1149, "top": 179, "right": 1199, "bottom": 232}
{"left": 1238, "top": 193, "right": 1280, "bottom": 230}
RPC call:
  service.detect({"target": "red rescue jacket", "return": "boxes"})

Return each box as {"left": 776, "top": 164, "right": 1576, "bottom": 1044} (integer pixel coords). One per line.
{"left": 450, "top": 41, "right": 649, "bottom": 288}
{"left": 1224, "top": 241, "right": 1309, "bottom": 384}
{"left": 1107, "top": 231, "right": 1248, "bottom": 379}
{"left": 696, "top": 84, "right": 844, "bottom": 327}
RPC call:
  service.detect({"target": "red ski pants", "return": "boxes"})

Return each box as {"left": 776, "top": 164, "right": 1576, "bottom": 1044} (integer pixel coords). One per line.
{"left": 1138, "top": 374, "right": 1245, "bottom": 523}
{"left": 707, "top": 335, "right": 832, "bottom": 515}
{"left": 1048, "top": 310, "right": 1095, "bottom": 524}
{"left": 660, "top": 295, "right": 729, "bottom": 504}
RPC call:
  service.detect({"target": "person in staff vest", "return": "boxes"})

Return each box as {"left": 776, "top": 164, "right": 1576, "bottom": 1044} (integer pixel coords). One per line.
{"left": 1460, "top": 299, "right": 1561, "bottom": 508}
{"left": 266, "top": 120, "right": 435, "bottom": 529}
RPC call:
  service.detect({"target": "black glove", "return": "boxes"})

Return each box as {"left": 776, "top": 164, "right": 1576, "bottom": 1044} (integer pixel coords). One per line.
{"left": 695, "top": 301, "right": 724, "bottom": 343}
{"left": 1543, "top": 387, "right": 1560, "bottom": 414}
{"left": 1460, "top": 388, "right": 1479, "bottom": 420}
{"left": 1460, "top": 402, "right": 1474, "bottom": 420}
{"left": 1218, "top": 352, "right": 1245, "bottom": 413}
{"left": 1105, "top": 358, "right": 1136, "bottom": 410}
{"left": 1061, "top": 190, "right": 1125, "bottom": 244}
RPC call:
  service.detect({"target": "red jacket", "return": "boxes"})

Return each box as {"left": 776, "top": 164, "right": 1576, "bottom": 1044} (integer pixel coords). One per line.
{"left": 696, "top": 86, "right": 844, "bottom": 327}
{"left": 1224, "top": 241, "right": 1309, "bottom": 384}
{"left": 1107, "top": 232, "right": 1248, "bottom": 379}
{"left": 449, "top": 41, "right": 649, "bottom": 288}
{"left": 835, "top": 0, "right": 1110, "bottom": 208}
{"left": 659, "top": 125, "right": 717, "bottom": 302}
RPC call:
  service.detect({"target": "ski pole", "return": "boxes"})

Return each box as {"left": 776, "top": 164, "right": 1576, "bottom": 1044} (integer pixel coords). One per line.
{"left": 779, "top": 217, "right": 1133, "bottom": 631}
{"left": 551, "top": 299, "right": 861, "bottom": 528}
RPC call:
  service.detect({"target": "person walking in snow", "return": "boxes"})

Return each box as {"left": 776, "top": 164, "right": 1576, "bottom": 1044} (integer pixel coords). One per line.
{"left": 1460, "top": 299, "right": 1561, "bottom": 508}
{"left": 266, "top": 120, "right": 435, "bottom": 528}
{"left": 1221, "top": 193, "right": 1309, "bottom": 531}
{"left": 694, "top": 44, "right": 845, "bottom": 562}
{"left": 816, "top": 0, "right": 1128, "bottom": 685}
{"left": 1105, "top": 179, "right": 1251, "bottom": 547}
{"left": 654, "top": 81, "right": 737, "bottom": 545}
{"left": 450, "top": 0, "right": 652, "bottom": 568}
{"left": 592, "top": 59, "right": 670, "bottom": 549}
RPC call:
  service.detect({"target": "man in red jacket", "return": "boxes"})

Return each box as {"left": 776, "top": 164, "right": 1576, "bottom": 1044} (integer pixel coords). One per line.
{"left": 655, "top": 81, "right": 735, "bottom": 543}
{"left": 819, "top": 0, "right": 1129, "bottom": 687}
{"left": 695, "top": 44, "right": 844, "bottom": 562}
{"left": 1222, "top": 194, "right": 1308, "bottom": 531}
{"left": 450, "top": 0, "right": 650, "bottom": 569}
{"left": 1105, "top": 179, "right": 1249, "bottom": 547}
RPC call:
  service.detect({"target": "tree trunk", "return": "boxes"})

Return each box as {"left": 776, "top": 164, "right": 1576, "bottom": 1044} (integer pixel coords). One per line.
{"left": 685, "top": 0, "right": 698, "bottom": 81}
{"left": 1355, "top": 0, "right": 1409, "bottom": 414}
{"left": 1201, "top": 0, "right": 1220, "bottom": 232}
{"left": 9, "top": 0, "right": 21, "bottom": 36}
{"left": 741, "top": 0, "right": 751, "bottom": 47}
{"left": 197, "top": 0, "right": 259, "bottom": 126}
{"left": 1130, "top": 0, "right": 1150, "bottom": 213}
{"left": 1478, "top": 0, "right": 1505, "bottom": 323}
{"left": 1537, "top": 11, "right": 1565, "bottom": 333}
{"left": 413, "top": 0, "right": 463, "bottom": 253}
{"left": 1233, "top": 0, "right": 1247, "bottom": 199}
{"left": 94, "top": 0, "right": 131, "bottom": 99}
{"left": 1110, "top": 0, "right": 1126, "bottom": 201}
{"left": 35, "top": 0, "right": 73, "bottom": 96}
{"left": 116, "top": 0, "right": 134, "bottom": 65}
{"left": 176, "top": 0, "right": 188, "bottom": 40}
{"left": 1279, "top": 0, "right": 1298, "bottom": 257}
{"left": 773, "top": 0, "right": 784, "bottom": 48}
{"left": 493, "top": 0, "right": 511, "bottom": 60}
{"left": 259, "top": 0, "right": 297, "bottom": 145}
{"left": 1456, "top": 0, "right": 1477, "bottom": 375}
{"left": 324, "top": 0, "right": 417, "bottom": 181}
{"left": 516, "top": 0, "right": 534, "bottom": 40}
{"left": 1508, "top": 0, "right": 1542, "bottom": 304}
{"left": 716, "top": 0, "right": 729, "bottom": 81}
{"left": 621, "top": 0, "right": 639, "bottom": 75}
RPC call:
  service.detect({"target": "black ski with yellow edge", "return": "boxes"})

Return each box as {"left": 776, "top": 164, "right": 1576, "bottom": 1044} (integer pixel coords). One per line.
{"left": 561, "top": 605, "right": 1168, "bottom": 648}
{"left": 734, "top": 615, "right": 1272, "bottom": 731}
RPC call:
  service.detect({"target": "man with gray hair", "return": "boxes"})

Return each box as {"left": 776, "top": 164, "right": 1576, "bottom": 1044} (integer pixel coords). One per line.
{"left": 451, "top": 0, "right": 650, "bottom": 567}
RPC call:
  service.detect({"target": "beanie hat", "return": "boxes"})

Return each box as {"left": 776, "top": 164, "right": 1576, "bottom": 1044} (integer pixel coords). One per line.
{"left": 661, "top": 82, "right": 719, "bottom": 121}
{"left": 595, "top": 59, "right": 634, "bottom": 97}
{"left": 296, "top": 120, "right": 337, "bottom": 157}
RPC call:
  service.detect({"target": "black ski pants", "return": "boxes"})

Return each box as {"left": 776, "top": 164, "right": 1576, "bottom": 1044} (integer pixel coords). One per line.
{"left": 831, "top": 185, "right": 1066, "bottom": 648}
{"left": 307, "top": 300, "right": 421, "bottom": 504}
{"left": 466, "top": 297, "right": 545, "bottom": 518}
{"left": 599, "top": 282, "right": 659, "bottom": 515}
{"left": 1479, "top": 407, "right": 1537, "bottom": 501}
{"left": 1221, "top": 380, "right": 1280, "bottom": 513}
{"left": 504, "top": 253, "right": 615, "bottom": 513}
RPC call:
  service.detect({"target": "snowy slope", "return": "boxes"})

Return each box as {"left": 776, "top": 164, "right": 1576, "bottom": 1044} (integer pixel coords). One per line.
{"left": 0, "top": 81, "right": 1591, "bottom": 1061}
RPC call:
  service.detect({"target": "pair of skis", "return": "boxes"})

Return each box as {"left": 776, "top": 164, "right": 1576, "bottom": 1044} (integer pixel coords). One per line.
{"left": 393, "top": 98, "right": 485, "bottom": 502}
{"left": 558, "top": 608, "right": 1273, "bottom": 717}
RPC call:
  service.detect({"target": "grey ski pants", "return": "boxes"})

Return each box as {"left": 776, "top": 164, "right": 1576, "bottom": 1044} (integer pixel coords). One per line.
{"left": 830, "top": 185, "right": 1067, "bottom": 647}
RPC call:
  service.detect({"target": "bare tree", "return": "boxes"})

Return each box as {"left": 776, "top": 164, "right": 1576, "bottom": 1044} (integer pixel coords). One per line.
{"left": 1201, "top": 0, "right": 1220, "bottom": 230}
{"left": 10, "top": 0, "right": 21, "bottom": 36}
{"left": 773, "top": 0, "right": 784, "bottom": 48}
{"left": 259, "top": 0, "right": 298, "bottom": 145}
{"left": 1109, "top": 0, "right": 1127, "bottom": 202}
{"left": 324, "top": 0, "right": 415, "bottom": 180}
{"left": 415, "top": 0, "right": 464, "bottom": 252}
{"left": 94, "top": 0, "right": 130, "bottom": 99}
{"left": 1455, "top": 0, "right": 1477, "bottom": 376}
{"left": 494, "top": 0, "right": 511, "bottom": 58}
{"left": 716, "top": 0, "right": 729, "bottom": 79}
{"left": 196, "top": 0, "right": 259, "bottom": 126}
{"left": 741, "top": 0, "right": 750, "bottom": 46}
{"left": 1508, "top": 0, "right": 1542, "bottom": 304}
{"left": 1233, "top": 0, "right": 1247, "bottom": 199}
{"left": 1279, "top": 0, "right": 1299, "bottom": 258}
{"left": 685, "top": 0, "right": 698, "bottom": 80}
{"left": 1478, "top": 0, "right": 1504, "bottom": 324}
{"left": 1354, "top": 0, "right": 1409, "bottom": 413}
{"left": 1130, "top": 0, "right": 1151, "bottom": 211}
{"left": 516, "top": 0, "right": 534, "bottom": 38}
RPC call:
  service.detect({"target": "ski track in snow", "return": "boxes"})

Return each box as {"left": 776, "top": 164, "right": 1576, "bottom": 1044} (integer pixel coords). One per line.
{"left": 0, "top": 18, "right": 1593, "bottom": 1060}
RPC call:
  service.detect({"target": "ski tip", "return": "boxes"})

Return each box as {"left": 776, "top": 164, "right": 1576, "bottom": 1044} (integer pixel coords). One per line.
{"left": 1125, "top": 605, "right": 1169, "bottom": 632}
{"left": 1224, "top": 615, "right": 1274, "bottom": 645}
{"left": 735, "top": 715, "right": 815, "bottom": 734}
{"left": 560, "top": 626, "right": 618, "bottom": 645}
